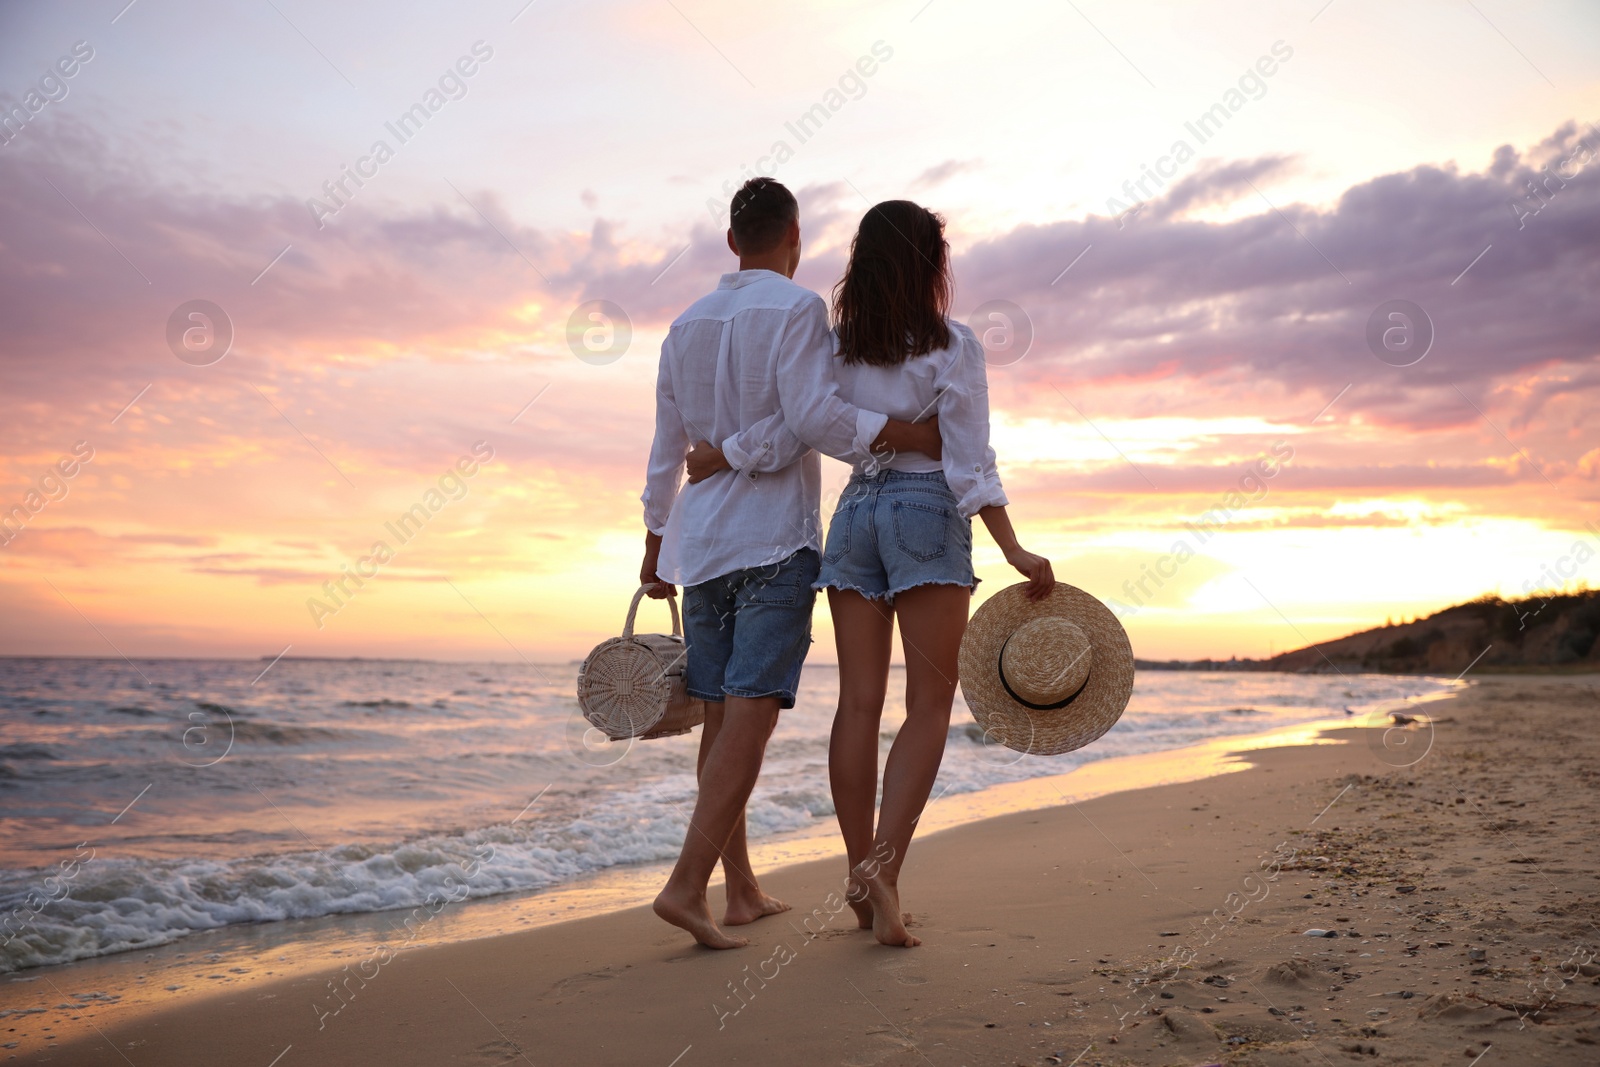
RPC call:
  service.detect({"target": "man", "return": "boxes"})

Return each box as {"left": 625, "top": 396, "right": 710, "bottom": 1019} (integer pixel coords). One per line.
{"left": 641, "top": 177, "right": 940, "bottom": 949}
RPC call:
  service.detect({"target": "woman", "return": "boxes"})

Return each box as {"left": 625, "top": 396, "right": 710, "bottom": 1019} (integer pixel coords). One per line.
{"left": 819, "top": 200, "right": 1053, "bottom": 946}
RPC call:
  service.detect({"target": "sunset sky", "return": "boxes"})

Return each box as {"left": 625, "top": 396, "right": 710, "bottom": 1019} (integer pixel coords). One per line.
{"left": 1, "top": 0, "right": 1597, "bottom": 663}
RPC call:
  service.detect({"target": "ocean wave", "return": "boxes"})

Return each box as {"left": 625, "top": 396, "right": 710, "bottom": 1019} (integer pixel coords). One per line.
{"left": 229, "top": 721, "right": 354, "bottom": 745}
{"left": 0, "top": 808, "right": 695, "bottom": 973}
{"left": 0, "top": 744, "right": 59, "bottom": 760}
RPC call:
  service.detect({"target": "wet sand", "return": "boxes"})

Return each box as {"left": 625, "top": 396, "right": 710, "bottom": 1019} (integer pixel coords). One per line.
{"left": 22, "top": 674, "right": 1600, "bottom": 1065}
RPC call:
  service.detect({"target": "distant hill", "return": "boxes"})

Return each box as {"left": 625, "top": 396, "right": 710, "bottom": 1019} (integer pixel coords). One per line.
{"left": 1136, "top": 589, "right": 1600, "bottom": 674}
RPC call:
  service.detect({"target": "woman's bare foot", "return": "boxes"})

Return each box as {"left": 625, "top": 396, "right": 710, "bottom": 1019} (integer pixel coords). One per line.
{"left": 844, "top": 873, "right": 874, "bottom": 930}
{"left": 724, "top": 887, "right": 791, "bottom": 927}
{"left": 851, "top": 860, "right": 920, "bottom": 947}
{"left": 653, "top": 886, "right": 749, "bottom": 949}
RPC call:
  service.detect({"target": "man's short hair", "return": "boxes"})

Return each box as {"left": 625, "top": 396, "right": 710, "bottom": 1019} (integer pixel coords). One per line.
{"left": 729, "top": 178, "right": 798, "bottom": 254}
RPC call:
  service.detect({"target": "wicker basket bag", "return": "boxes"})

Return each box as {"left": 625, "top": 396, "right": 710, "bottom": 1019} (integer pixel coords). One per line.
{"left": 577, "top": 586, "right": 705, "bottom": 741}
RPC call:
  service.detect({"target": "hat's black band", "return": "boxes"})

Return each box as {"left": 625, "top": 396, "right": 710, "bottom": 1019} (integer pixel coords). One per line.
{"left": 997, "top": 633, "right": 1091, "bottom": 711}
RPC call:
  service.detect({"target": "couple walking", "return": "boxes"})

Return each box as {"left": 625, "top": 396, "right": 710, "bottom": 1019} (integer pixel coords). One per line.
{"left": 639, "top": 177, "right": 1052, "bottom": 950}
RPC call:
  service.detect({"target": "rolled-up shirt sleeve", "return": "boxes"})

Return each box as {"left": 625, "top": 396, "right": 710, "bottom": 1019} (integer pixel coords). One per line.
{"left": 641, "top": 335, "right": 690, "bottom": 535}
{"left": 719, "top": 410, "right": 809, "bottom": 479}
{"left": 771, "top": 297, "right": 887, "bottom": 464}
{"left": 938, "top": 324, "right": 1008, "bottom": 518}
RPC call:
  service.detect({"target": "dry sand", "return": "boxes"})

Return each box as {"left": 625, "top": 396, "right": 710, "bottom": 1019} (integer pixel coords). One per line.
{"left": 22, "top": 674, "right": 1600, "bottom": 1065}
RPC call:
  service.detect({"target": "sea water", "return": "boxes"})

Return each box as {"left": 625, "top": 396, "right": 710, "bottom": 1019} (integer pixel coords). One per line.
{"left": 0, "top": 657, "right": 1456, "bottom": 973}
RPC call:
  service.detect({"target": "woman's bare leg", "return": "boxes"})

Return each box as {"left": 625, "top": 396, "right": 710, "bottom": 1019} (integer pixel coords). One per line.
{"left": 853, "top": 583, "right": 968, "bottom": 947}
{"left": 826, "top": 587, "right": 895, "bottom": 929}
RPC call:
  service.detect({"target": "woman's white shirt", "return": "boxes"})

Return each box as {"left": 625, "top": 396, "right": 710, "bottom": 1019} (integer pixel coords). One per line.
{"left": 722, "top": 320, "right": 1007, "bottom": 519}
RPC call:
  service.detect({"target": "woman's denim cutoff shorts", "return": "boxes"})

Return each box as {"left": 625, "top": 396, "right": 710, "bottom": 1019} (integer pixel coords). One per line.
{"left": 815, "top": 470, "right": 975, "bottom": 602}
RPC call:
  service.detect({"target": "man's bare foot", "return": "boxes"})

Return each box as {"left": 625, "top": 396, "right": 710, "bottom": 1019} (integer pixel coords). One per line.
{"left": 724, "top": 888, "right": 791, "bottom": 927}
{"left": 844, "top": 873, "right": 873, "bottom": 930}
{"left": 654, "top": 886, "right": 749, "bottom": 949}
{"left": 851, "top": 860, "right": 920, "bottom": 947}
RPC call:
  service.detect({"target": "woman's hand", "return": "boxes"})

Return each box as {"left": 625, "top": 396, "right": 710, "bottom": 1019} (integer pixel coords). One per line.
{"left": 977, "top": 505, "right": 1055, "bottom": 601}
{"left": 1003, "top": 544, "right": 1055, "bottom": 601}
{"left": 685, "top": 441, "right": 731, "bottom": 484}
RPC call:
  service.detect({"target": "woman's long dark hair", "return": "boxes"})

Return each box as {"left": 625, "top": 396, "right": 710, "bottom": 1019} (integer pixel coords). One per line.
{"left": 832, "top": 200, "right": 951, "bottom": 366}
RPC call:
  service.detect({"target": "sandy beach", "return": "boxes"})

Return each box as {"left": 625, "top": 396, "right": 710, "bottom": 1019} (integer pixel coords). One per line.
{"left": 18, "top": 673, "right": 1600, "bottom": 1066}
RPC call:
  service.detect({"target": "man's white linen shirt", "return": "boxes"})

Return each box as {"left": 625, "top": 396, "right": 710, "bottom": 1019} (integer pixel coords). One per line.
{"left": 642, "top": 269, "right": 887, "bottom": 588}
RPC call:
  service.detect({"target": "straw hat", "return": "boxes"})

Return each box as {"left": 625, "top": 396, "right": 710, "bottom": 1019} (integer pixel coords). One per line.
{"left": 958, "top": 582, "right": 1134, "bottom": 755}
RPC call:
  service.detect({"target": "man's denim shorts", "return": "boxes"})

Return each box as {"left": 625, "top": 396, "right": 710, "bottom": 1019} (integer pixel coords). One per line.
{"left": 683, "top": 547, "right": 820, "bottom": 710}
{"left": 816, "top": 470, "right": 975, "bottom": 602}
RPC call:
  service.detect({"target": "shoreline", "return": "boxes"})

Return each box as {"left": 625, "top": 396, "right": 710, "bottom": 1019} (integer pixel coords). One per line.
{"left": 0, "top": 708, "right": 1408, "bottom": 1048}
{"left": 18, "top": 681, "right": 1568, "bottom": 1062}
{"left": 19, "top": 675, "right": 1600, "bottom": 1065}
{"left": 0, "top": 671, "right": 1456, "bottom": 994}
{"left": 31, "top": 672, "right": 1600, "bottom": 1065}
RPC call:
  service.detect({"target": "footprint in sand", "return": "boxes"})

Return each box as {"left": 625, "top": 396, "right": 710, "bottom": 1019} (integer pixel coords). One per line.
{"left": 873, "top": 952, "right": 928, "bottom": 985}
{"left": 545, "top": 967, "right": 622, "bottom": 999}
{"left": 839, "top": 1030, "right": 916, "bottom": 1067}
{"left": 471, "top": 1038, "right": 527, "bottom": 1063}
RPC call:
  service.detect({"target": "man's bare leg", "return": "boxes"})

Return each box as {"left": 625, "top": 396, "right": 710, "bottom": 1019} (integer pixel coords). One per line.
{"left": 695, "top": 701, "right": 790, "bottom": 926}
{"left": 654, "top": 695, "right": 781, "bottom": 948}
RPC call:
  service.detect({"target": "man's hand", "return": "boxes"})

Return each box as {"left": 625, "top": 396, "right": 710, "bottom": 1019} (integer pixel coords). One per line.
{"left": 874, "top": 414, "right": 942, "bottom": 461}
{"left": 685, "top": 441, "right": 732, "bottom": 484}
{"left": 640, "top": 531, "right": 675, "bottom": 599}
